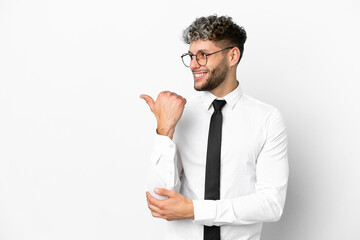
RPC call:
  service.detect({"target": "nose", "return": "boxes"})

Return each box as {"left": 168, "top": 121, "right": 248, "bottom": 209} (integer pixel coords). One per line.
{"left": 190, "top": 55, "right": 200, "bottom": 69}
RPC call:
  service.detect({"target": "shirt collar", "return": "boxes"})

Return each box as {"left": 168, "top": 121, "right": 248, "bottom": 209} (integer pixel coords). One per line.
{"left": 200, "top": 81, "right": 243, "bottom": 111}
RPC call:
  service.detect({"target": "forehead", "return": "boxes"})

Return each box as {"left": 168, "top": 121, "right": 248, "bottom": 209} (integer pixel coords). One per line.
{"left": 189, "top": 40, "right": 220, "bottom": 53}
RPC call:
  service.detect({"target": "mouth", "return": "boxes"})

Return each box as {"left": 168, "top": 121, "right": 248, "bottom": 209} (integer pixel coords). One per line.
{"left": 193, "top": 72, "right": 208, "bottom": 81}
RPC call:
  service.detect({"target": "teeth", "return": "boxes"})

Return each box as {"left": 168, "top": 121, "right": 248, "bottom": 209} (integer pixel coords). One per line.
{"left": 194, "top": 72, "right": 206, "bottom": 77}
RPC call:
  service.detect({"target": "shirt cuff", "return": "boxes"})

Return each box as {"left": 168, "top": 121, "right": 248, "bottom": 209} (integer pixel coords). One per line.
{"left": 193, "top": 200, "right": 217, "bottom": 226}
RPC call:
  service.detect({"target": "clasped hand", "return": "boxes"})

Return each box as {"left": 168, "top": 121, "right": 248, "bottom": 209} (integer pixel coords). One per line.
{"left": 146, "top": 188, "right": 194, "bottom": 221}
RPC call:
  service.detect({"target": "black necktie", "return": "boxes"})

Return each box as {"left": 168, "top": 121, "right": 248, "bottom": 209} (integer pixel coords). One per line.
{"left": 204, "top": 99, "right": 226, "bottom": 240}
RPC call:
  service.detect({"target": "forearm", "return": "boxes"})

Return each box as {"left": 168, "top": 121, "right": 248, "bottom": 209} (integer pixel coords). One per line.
{"left": 193, "top": 186, "right": 287, "bottom": 226}
{"left": 146, "top": 134, "right": 182, "bottom": 199}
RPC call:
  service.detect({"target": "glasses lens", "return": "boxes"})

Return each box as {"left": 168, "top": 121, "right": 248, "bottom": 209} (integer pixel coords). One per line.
{"left": 181, "top": 52, "right": 208, "bottom": 67}
{"left": 182, "top": 54, "right": 192, "bottom": 67}
{"left": 196, "top": 52, "right": 207, "bottom": 66}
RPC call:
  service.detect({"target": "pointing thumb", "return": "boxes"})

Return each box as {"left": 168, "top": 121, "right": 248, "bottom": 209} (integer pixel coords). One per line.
{"left": 140, "top": 94, "right": 155, "bottom": 112}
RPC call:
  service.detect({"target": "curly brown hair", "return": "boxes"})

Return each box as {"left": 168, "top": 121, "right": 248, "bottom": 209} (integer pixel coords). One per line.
{"left": 183, "top": 15, "right": 247, "bottom": 62}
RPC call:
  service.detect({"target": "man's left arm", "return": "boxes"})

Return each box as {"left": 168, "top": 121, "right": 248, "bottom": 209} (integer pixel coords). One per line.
{"left": 146, "top": 109, "right": 288, "bottom": 225}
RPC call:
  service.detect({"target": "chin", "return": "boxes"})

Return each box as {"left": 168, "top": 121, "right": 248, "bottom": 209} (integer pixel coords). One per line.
{"left": 194, "top": 81, "right": 206, "bottom": 91}
{"left": 194, "top": 76, "right": 208, "bottom": 90}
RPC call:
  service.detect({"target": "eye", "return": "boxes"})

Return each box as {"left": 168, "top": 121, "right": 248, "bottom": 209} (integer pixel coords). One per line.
{"left": 196, "top": 52, "right": 207, "bottom": 59}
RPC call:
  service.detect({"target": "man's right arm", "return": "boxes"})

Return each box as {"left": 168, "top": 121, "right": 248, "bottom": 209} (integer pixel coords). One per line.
{"left": 140, "top": 91, "right": 186, "bottom": 199}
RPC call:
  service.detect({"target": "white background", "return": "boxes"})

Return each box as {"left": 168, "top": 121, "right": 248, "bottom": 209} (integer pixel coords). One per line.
{"left": 1, "top": 0, "right": 360, "bottom": 239}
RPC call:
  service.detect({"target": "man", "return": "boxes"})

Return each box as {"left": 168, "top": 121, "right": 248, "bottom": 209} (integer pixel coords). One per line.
{"left": 140, "top": 15, "right": 288, "bottom": 240}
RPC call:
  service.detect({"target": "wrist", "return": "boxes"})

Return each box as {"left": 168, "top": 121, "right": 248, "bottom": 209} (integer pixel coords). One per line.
{"left": 156, "top": 127, "right": 175, "bottom": 139}
{"left": 187, "top": 199, "right": 194, "bottom": 220}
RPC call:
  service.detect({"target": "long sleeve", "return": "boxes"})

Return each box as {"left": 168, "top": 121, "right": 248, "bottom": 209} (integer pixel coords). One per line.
{"left": 146, "top": 134, "right": 183, "bottom": 200}
{"left": 193, "top": 109, "right": 289, "bottom": 226}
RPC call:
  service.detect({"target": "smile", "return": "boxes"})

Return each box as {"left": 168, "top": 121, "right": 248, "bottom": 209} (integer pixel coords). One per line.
{"left": 193, "top": 72, "right": 208, "bottom": 81}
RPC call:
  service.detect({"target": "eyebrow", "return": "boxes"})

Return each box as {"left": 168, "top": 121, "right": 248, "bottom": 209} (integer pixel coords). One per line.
{"left": 188, "top": 49, "right": 209, "bottom": 54}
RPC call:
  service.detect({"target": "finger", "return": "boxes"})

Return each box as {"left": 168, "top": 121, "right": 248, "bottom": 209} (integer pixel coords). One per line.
{"left": 147, "top": 192, "right": 163, "bottom": 208}
{"left": 177, "top": 95, "right": 187, "bottom": 105}
{"left": 147, "top": 201, "right": 161, "bottom": 213}
{"left": 159, "top": 91, "right": 170, "bottom": 97}
{"left": 151, "top": 211, "right": 163, "bottom": 218}
{"left": 140, "top": 94, "right": 155, "bottom": 112}
{"left": 147, "top": 197, "right": 162, "bottom": 217}
{"left": 155, "top": 188, "right": 174, "bottom": 198}
{"left": 146, "top": 191, "right": 158, "bottom": 201}
{"left": 148, "top": 203, "right": 167, "bottom": 220}
{"left": 146, "top": 192, "right": 159, "bottom": 208}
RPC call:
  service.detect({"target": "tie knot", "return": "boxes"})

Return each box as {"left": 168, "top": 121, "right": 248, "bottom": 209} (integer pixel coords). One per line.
{"left": 212, "top": 99, "right": 226, "bottom": 112}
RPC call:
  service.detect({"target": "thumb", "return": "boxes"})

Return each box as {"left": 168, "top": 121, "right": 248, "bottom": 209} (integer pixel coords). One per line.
{"left": 154, "top": 188, "right": 173, "bottom": 197}
{"left": 140, "top": 94, "right": 155, "bottom": 112}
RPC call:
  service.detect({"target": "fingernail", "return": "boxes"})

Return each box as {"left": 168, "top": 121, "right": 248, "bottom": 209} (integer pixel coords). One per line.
{"left": 154, "top": 188, "right": 159, "bottom": 193}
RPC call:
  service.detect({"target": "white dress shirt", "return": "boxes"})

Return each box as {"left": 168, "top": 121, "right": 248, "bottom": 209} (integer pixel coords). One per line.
{"left": 146, "top": 84, "right": 289, "bottom": 240}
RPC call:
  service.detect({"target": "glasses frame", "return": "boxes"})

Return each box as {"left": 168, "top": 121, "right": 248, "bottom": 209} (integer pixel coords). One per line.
{"left": 181, "top": 46, "right": 234, "bottom": 68}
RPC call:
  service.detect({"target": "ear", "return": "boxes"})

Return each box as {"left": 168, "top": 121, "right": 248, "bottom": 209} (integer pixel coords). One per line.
{"left": 228, "top": 47, "right": 241, "bottom": 67}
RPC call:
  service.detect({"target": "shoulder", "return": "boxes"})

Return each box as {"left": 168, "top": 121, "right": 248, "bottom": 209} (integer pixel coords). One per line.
{"left": 239, "top": 94, "right": 277, "bottom": 111}
{"left": 236, "top": 94, "right": 285, "bottom": 127}
{"left": 238, "top": 94, "right": 282, "bottom": 115}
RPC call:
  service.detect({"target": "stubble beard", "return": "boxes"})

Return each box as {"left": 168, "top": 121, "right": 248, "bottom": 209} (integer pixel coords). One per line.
{"left": 194, "top": 58, "right": 229, "bottom": 92}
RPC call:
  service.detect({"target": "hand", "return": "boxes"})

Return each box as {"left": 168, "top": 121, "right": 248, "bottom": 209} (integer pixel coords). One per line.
{"left": 146, "top": 188, "right": 194, "bottom": 221}
{"left": 140, "top": 91, "right": 186, "bottom": 139}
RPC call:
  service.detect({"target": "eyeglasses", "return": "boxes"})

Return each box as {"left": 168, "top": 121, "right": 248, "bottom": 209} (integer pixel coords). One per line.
{"left": 181, "top": 46, "right": 234, "bottom": 68}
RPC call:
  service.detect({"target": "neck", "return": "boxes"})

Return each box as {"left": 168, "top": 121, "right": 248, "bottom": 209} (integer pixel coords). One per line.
{"left": 210, "top": 70, "right": 238, "bottom": 98}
